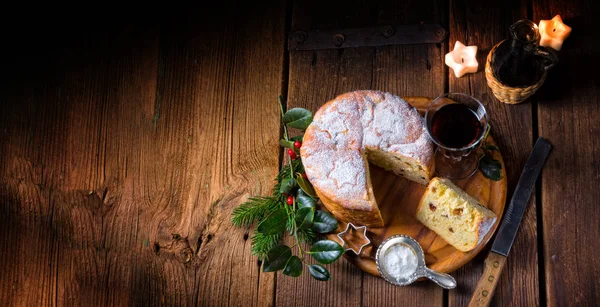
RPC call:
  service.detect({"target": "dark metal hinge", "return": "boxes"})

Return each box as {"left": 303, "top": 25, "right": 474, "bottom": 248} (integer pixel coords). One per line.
{"left": 289, "top": 24, "right": 447, "bottom": 51}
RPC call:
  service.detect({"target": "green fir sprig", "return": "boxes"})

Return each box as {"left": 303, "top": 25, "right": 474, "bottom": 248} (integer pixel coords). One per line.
{"left": 250, "top": 230, "right": 282, "bottom": 258}
{"left": 231, "top": 96, "right": 343, "bottom": 281}
{"left": 231, "top": 196, "right": 279, "bottom": 228}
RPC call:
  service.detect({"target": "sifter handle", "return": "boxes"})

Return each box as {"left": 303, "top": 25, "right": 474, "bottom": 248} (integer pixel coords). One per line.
{"left": 424, "top": 268, "right": 457, "bottom": 289}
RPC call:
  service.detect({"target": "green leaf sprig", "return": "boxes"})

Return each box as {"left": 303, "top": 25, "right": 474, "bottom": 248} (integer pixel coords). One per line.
{"left": 478, "top": 125, "right": 502, "bottom": 181}
{"left": 231, "top": 96, "right": 343, "bottom": 281}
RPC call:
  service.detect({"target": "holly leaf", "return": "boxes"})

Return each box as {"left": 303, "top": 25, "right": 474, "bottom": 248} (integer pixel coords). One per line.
{"left": 295, "top": 207, "right": 314, "bottom": 230}
{"left": 279, "top": 178, "right": 298, "bottom": 194}
{"left": 283, "top": 108, "right": 313, "bottom": 130}
{"left": 279, "top": 139, "right": 294, "bottom": 149}
{"left": 290, "top": 135, "right": 303, "bottom": 142}
{"left": 312, "top": 210, "right": 338, "bottom": 233}
{"left": 296, "top": 189, "right": 316, "bottom": 209}
{"left": 263, "top": 245, "right": 292, "bottom": 272}
{"left": 296, "top": 173, "right": 317, "bottom": 198}
{"left": 308, "top": 240, "right": 344, "bottom": 264}
{"left": 308, "top": 264, "right": 330, "bottom": 281}
{"left": 283, "top": 256, "right": 303, "bottom": 277}
{"left": 257, "top": 207, "right": 287, "bottom": 235}
{"left": 480, "top": 154, "right": 502, "bottom": 181}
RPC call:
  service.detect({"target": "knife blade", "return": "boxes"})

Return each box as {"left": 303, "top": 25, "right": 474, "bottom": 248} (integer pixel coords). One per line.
{"left": 468, "top": 137, "right": 552, "bottom": 307}
{"left": 491, "top": 137, "right": 552, "bottom": 256}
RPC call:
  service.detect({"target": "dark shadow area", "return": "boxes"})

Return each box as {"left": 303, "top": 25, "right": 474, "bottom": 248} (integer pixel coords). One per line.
{"left": 534, "top": 15, "right": 600, "bottom": 104}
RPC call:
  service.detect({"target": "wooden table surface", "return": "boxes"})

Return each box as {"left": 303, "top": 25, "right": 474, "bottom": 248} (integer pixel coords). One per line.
{"left": 0, "top": 1, "right": 598, "bottom": 306}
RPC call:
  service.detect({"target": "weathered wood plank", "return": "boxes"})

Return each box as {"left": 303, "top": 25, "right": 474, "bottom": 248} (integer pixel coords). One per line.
{"left": 0, "top": 22, "right": 157, "bottom": 307}
{"left": 448, "top": 0, "right": 539, "bottom": 306}
{"left": 168, "top": 2, "right": 286, "bottom": 305}
{"left": 533, "top": 0, "right": 600, "bottom": 305}
{"left": 0, "top": 2, "right": 286, "bottom": 305}
{"left": 0, "top": 27, "right": 62, "bottom": 306}
{"left": 278, "top": 2, "right": 381, "bottom": 305}
{"left": 277, "top": 47, "right": 370, "bottom": 307}
{"left": 279, "top": 0, "right": 446, "bottom": 306}
{"left": 364, "top": 1, "right": 447, "bottom": 306}
{"left": 278, "top": 2, "right": 375, "bottom": 306}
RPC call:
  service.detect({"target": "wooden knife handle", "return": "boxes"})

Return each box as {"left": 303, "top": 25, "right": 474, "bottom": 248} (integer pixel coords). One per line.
{"left": 468, "top": 252, "right": 507, "bottom": 307}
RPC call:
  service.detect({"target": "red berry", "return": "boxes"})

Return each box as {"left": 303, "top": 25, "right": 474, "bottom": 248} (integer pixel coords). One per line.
{"left": 301, "top": 173, "right": 308, "bottom": 179}
{"left": 286, "top": 196, "right": 293, "bottom": 205}
{"left": 287, "top": 149, "right": 294, "bottom": 156}
{"left": 294, "top": 141, "right": 302, "bottom": 149}
{"left": 290, "top": 153, "right": 297, "bottom": 160}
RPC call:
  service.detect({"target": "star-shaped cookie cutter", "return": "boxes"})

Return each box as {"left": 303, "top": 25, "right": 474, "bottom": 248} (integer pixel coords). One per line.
{"left": 337, "top": 223, "right": 372, "bottom": 255}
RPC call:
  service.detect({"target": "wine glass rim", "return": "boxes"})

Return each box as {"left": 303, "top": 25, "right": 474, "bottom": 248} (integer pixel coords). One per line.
{"left": 425, "top": 92, "right": 488, "bottom": 152}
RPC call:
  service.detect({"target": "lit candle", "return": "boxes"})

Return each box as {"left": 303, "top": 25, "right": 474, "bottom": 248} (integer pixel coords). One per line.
{"left": 445, "top": 41, "right": 478, "bottom": 78}
{"left": 539, "top": 15, "right": 572, "bottom": 51}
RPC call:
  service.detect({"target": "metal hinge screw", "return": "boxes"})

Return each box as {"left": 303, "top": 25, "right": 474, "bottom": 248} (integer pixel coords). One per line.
{"left": 332, "top": 33, "right": 345, "bottom": 46}
{"left": 382, "top": 26, "right": 395, "bottom": 37}
{"left": 294, "top": 31, "right": 307, "bottom": 43}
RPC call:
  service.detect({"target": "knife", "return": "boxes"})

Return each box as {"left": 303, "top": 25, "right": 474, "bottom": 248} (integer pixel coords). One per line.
{"left": 468, "top": 137, "right": 552, "bottom": 307}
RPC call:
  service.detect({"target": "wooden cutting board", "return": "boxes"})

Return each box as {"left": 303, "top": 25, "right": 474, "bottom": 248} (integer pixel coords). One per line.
{"left": 326, "top": 96, "right": 507, "bottom": 276}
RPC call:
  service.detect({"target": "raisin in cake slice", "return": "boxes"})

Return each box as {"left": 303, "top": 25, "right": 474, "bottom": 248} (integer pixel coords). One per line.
{"left": 416, "top": 177, "right": 497, "bottom": 252}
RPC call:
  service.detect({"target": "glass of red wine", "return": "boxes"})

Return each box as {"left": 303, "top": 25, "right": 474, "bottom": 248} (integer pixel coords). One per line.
{"left": 425, "top": 93, "right": 489, "bottom": 179}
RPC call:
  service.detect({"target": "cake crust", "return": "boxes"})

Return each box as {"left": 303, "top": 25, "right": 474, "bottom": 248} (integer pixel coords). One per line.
{"left": 301, "top": 90, "right": 435, "bottom": 227}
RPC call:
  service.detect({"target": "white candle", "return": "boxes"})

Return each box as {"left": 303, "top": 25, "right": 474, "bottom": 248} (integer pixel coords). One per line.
{"left": 539, "top": 15, "right": 572, "bottom": 51}
{"left": 445, "top": 41, "right": 478, "bottom": 78}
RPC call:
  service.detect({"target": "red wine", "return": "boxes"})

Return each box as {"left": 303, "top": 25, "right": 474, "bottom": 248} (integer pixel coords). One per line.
{"left": 431, "top": 104, "right": 482, "bottom": 148}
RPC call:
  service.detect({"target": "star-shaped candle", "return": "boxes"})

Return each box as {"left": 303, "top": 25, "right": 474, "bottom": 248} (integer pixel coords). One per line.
{"left": 445, "top": 41, "right": 478, "bottom": 78}
{"left": 539, "top": 15, "right": 572, "bottom": 51}
{"left": 337, "top": 223, "right": 371, "bottom": 255}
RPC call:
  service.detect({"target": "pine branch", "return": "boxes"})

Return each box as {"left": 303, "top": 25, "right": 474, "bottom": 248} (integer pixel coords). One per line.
{"left": 294, "top": 158, "right": 305, "bottom": 174}
{"left": 233, "top": 157, "right": 304, "bottom": 228}
{"left": 230, "top": 100, "right": 343, "bottom": 280}
{"left": 283, "top": 203, "right": 295, "bottom": 235}
{"left": 231, "top": 196, "right": 279, "bottom": 227}
{"left": 251, "top": 229, "right": 282, "bottom": 259}
{"left": 298, "top": 228, "right": 318, "bottom": 245}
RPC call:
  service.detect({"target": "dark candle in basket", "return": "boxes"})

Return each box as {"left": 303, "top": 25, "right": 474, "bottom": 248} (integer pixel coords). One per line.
{"left": 431, "top": 104, "right": 482, "bottom": 148}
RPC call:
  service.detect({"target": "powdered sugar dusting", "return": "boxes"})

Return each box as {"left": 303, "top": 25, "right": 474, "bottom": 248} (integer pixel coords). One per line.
{"left": 363, "top": 92, "right": 432, "bottom": 160}
{"left": 328, "top": 150, "right": 366, "bottom": 192}
{"left": 301, "top": 90, "right": 434, "bottom": 211}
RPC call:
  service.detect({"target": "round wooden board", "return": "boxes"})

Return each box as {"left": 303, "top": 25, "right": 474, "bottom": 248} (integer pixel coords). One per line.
{"left": 326, "top": 96, "right": 507, "bottom": 276}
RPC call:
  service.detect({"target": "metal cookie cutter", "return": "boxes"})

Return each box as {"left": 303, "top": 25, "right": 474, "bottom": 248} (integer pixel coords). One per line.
{"left": 375, "top": 234, "right": 457, "bottom": 289}
{"left": 337, "top": 223, "right": 371, "bottom": 255}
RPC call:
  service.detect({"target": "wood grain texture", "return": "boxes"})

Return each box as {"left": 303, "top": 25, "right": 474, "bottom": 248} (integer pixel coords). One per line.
{"left": 279, "top": 1, "right": 448, "bottom": 306}
{"left": 533, "top": 0, "right": 600, "bottom": 305}
{"left": 1, "top": 23, "right": 161, "bottom": 307}
{"left": 0, "top": 0, "right": 597, "bottom": 305}
{"left": 0, "top": 2, "right": 286, "bottom": 306}
{"left": 448, "top": 1, "right": 540, "bottom": 306}
{"left": 327, "top": 98, "right": 507, "bottom": 277}
{"left": 278, "top": 2, "right": 380, "bottom": 306}
{"left": 363, "top": 1, "right": 449, "bottom": 306}
{"left": 277, "top": 48, "right": 369, "bottom": 307}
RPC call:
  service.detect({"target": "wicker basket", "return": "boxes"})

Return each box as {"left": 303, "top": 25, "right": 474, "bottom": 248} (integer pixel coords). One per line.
{"left": 485, "top": 40, "right": 547, "bottom": 104}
